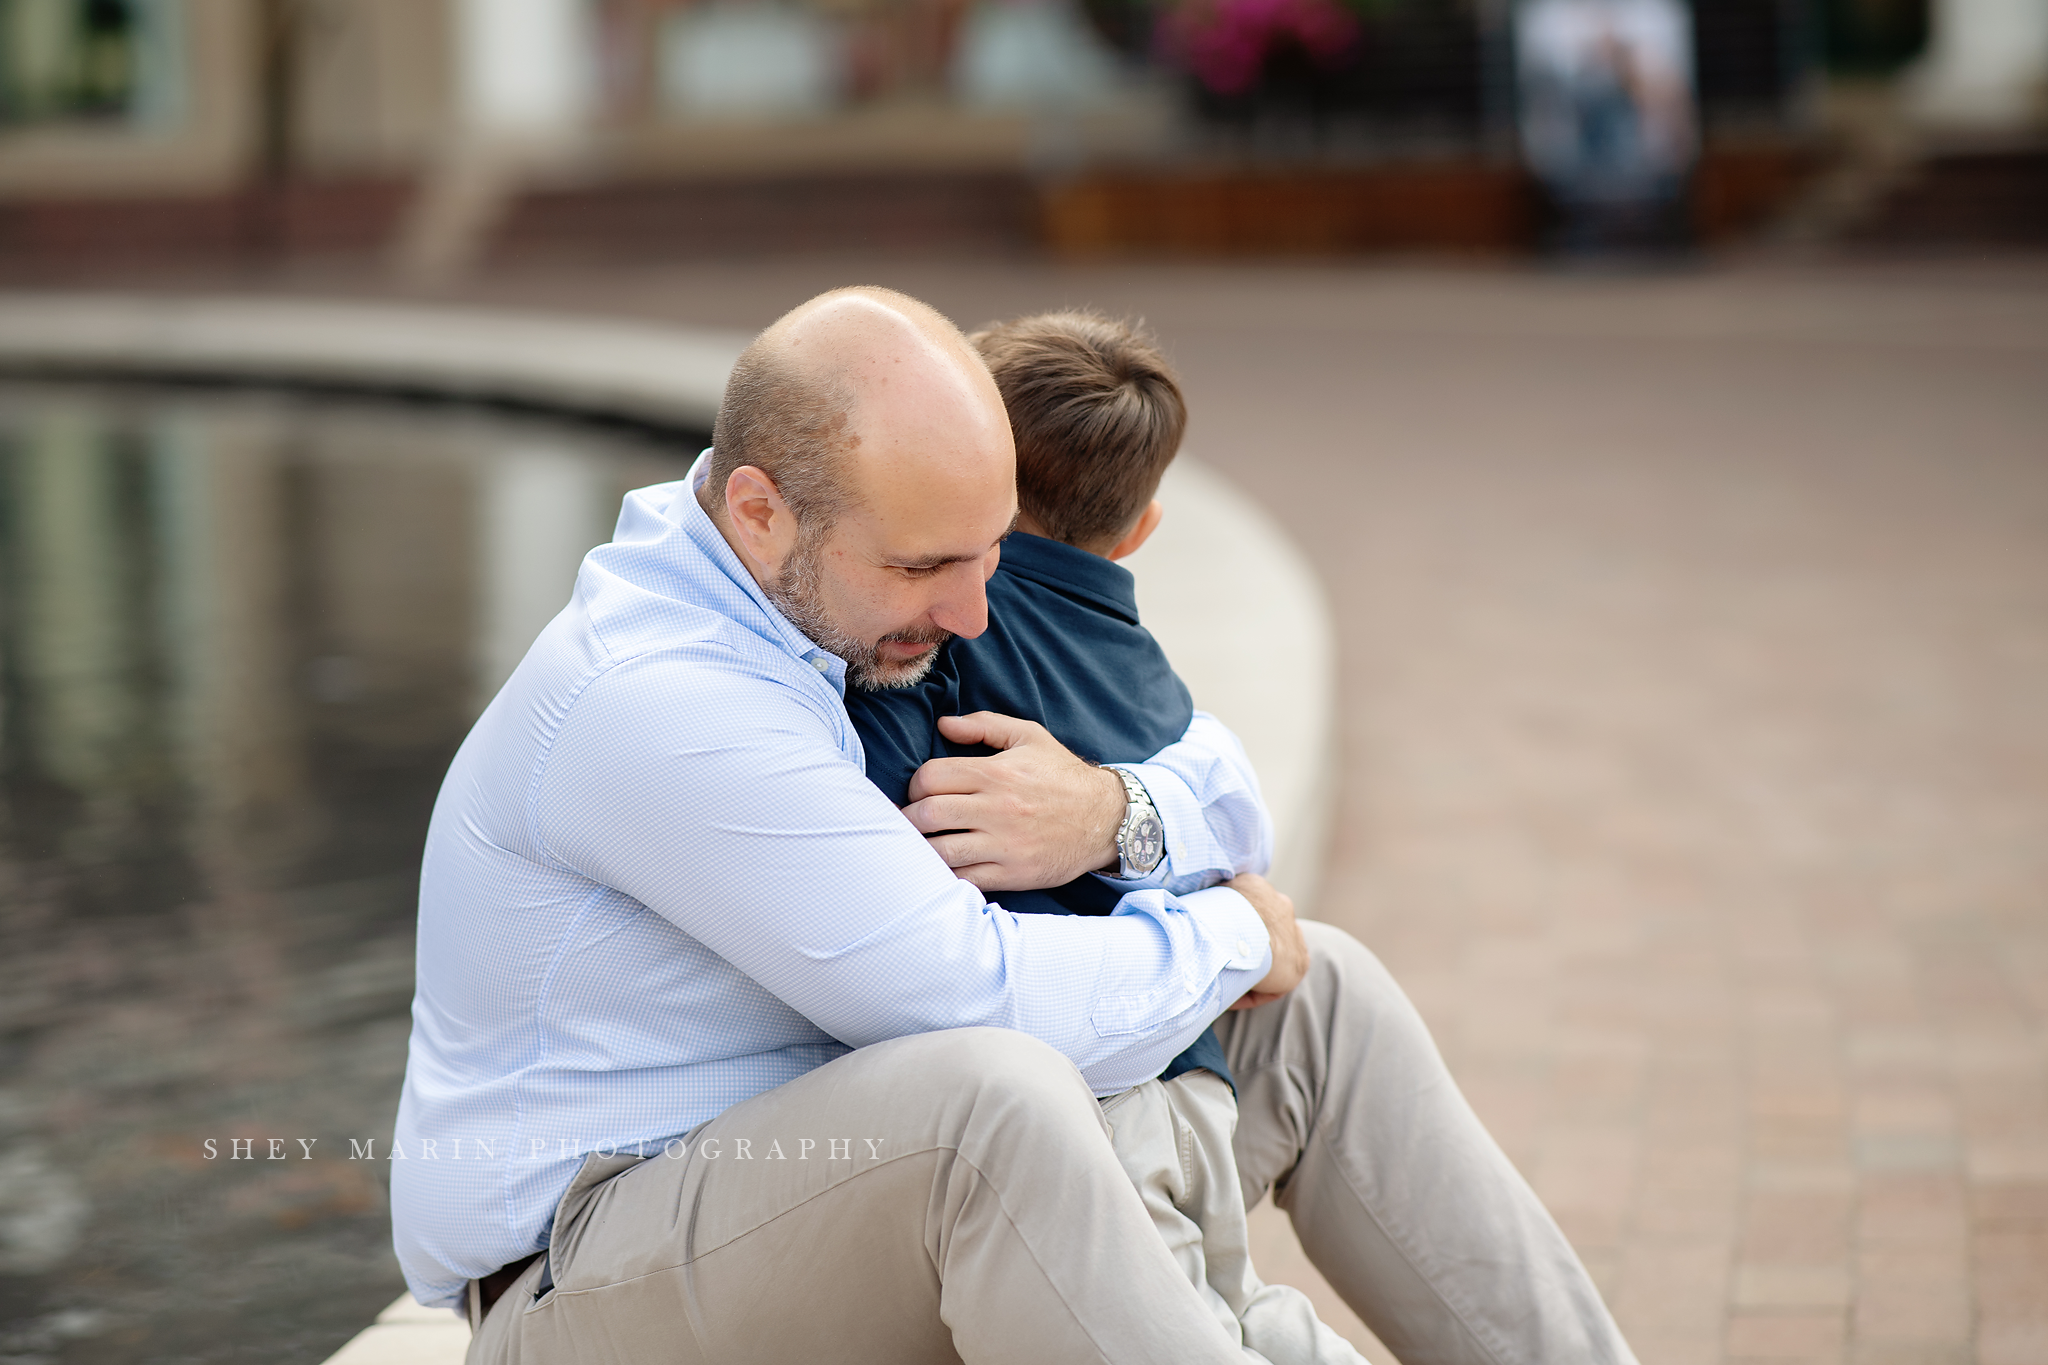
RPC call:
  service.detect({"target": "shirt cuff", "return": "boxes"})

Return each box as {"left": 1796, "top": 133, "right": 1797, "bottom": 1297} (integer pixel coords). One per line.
{"left": 1118, "top": 760, "right": 1213, "bottom": 886}
{"left": 1178, "top": 884, "right": 1272, "bottom": 981}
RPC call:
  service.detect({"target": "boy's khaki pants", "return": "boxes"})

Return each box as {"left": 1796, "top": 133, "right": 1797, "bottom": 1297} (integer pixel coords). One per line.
{"left": 466, "top": 923, "right": 1637, "bottom": 1365}
{"left": 1105, "top": 1068, "right": 1368, "bottom": 1363}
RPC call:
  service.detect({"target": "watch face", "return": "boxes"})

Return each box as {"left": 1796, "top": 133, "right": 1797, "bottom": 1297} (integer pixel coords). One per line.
{"left": 1125, "top": 810, "right": 1165, "bottom": 873}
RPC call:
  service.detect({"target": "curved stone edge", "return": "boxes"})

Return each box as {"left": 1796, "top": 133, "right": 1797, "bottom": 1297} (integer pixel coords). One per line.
{"left": 0, "top": 294, "right": 747, "bottom": 432}
{"left": 1127, "top": 458, "right": 1336, "bottom": 916}
{"left": 0, "top": 293, "right": 1336, "bottom": 1362}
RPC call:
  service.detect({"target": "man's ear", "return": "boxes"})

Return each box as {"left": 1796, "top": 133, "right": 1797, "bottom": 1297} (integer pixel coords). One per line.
{"left": 723, "top": 465, "right": 799, "bottom": 575}
{"left": 1106, "top": 499, "right": 1165, "bottom": 562}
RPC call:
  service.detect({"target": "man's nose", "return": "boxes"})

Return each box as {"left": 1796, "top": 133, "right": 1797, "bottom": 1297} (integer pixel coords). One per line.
{"left": 929, "top": 566, "right": 989, "bottom": 639}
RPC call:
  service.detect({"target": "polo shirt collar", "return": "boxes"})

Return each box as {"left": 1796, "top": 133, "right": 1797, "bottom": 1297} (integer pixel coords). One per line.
{"left": 995, "top": 532, "right": 1141, "bottom": 625}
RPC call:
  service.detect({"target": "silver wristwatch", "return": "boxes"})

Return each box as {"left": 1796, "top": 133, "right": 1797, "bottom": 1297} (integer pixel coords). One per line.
{"left": 1106, "top": 766, "right": 1166, "bottom": 879}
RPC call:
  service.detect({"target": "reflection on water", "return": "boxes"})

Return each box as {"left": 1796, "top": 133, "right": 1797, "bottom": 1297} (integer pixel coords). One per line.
{"left": 0, "top": 384, "right": 696, "bottom": 1363}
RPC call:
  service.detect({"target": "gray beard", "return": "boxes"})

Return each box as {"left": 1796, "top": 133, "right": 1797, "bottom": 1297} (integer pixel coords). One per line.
{"left": 764, "top": 532, "right": 950, "bottom": 692}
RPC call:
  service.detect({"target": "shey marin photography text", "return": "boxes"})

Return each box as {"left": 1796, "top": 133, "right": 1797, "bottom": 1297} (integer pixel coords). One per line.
{"left": 201, "top": 1135, "right": 894, "bottom": 1162}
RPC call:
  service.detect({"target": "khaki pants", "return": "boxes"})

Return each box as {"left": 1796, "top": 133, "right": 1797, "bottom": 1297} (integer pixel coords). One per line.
{"left": 467, "top": 922, "right": 1636, "bottom": 1365}
{"left": 1106, "top": 1071, "right": 1367, "bottom": 1364}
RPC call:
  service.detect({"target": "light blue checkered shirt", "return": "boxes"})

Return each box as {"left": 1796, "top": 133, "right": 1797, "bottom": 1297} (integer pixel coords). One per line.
{"left": 392, "top": 455, "right": 1274, "bottom": 1309}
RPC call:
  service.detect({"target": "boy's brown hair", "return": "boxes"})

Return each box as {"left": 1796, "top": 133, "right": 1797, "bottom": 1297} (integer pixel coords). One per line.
{"left": 968, "top": 310, "right": 1186, "bottom": 552}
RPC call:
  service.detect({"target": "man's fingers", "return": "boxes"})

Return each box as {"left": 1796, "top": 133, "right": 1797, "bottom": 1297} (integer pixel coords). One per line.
{"left": 908, "top": 716, "right": 1111, "bottom": 890}
{"left": 922, "top": 830, "right": 996, "bottom": 869}
{"left": 934, "top": 711, "right": 1049, "bottom": 753}
{"left": 949, "top": 863, "right": 1010, "bottom": 893}
{"left": 905, "top": 756, "right": 994, "bottom": 804}
{"left": 902, "top": 792, "right": 990, "bottom": 835}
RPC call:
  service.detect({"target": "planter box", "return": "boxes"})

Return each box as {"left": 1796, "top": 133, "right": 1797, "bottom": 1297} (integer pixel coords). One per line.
{"left": 1043, "top": 161, "right": 1538, "bottom": 255}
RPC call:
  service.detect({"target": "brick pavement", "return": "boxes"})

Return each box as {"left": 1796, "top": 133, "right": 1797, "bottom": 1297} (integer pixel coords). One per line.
{"left": 406, "top": 256, "right": 2048, "bottom": 1365}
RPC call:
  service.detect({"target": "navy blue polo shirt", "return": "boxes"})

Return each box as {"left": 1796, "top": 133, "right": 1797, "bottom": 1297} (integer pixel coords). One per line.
{"left": 844, "top": 532, "right": 1231, "bottom": 1091}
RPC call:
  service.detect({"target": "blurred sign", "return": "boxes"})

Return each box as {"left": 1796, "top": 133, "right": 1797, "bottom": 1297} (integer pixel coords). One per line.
{"left": 1515, "top": 0, "right": 1697, "bottom": 204}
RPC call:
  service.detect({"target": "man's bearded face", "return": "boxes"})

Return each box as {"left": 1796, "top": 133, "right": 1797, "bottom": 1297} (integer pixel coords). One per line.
{"left": 763, "top": 524, "right": 952, "bottom": 691}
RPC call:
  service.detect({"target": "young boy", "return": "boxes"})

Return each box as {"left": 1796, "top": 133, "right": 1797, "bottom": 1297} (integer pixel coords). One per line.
{"left": 844, "top": 311, "right": 1365, "bottom": 1364}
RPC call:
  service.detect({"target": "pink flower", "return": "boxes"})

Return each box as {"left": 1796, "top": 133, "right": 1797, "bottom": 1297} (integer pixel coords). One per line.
{"left": 1158, "top": 0, "right": 1361, "bottom": 96}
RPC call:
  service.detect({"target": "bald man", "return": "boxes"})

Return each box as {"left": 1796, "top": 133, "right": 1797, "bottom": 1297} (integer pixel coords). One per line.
{"left": 393, "top": 288, "right": 1636, "bottom": 1365}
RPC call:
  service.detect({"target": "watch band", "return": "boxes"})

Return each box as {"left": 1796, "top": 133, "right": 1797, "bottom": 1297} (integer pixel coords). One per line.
{"left": 1106, "top": 766, "right": 1165, "bottom": 878}
{"left": 1108, "top": 765, "right": 1150, "bottom": 810}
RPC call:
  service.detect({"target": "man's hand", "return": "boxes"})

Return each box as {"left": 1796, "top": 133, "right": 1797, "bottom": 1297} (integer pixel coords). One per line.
{"left": 1225, "top": 873, "right": 1308, "bottom": 1010}
{"left": 903, "top": 712, "right": 1127, "bottom": 892}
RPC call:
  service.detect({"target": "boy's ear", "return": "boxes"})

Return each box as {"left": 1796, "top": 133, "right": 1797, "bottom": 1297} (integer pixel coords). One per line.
{"left": 1107, "top": 499, "right": 1165, "bottom": 562}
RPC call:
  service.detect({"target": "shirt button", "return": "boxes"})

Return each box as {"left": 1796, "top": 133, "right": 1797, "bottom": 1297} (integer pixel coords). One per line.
{"left": 812, "top": 656, "right": 829, "bottom": 672}
{"left": 1236, "top": 941, "right": 1252, "bottom": 957}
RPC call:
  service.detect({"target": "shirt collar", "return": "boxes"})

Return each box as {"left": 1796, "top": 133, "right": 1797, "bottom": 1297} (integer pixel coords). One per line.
{"left": 994, "top": 532, "right": 1142, "bottom": 625}
{"left": 680, "top": 451, "right": 849, "bottom": 692}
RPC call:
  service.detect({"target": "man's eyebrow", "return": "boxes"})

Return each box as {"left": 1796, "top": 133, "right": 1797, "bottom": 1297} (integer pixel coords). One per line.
{"left": 889, "top": 511, "right": 1020, "bottom": 569}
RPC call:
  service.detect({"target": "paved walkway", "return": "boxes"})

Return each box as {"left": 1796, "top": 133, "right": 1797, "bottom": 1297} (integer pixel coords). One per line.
{"left": 383, "top": 256, "right": 2048, "bottom": 1365}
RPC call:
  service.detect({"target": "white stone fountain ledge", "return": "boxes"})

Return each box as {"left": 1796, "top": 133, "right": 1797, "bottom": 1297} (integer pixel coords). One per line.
{"left": 0, "top": 294, "right": 744, "bottom": 431}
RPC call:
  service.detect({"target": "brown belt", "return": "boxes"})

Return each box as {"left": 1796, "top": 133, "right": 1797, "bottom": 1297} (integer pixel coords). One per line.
{"left": 476, "top": 1251, "right": 544, "bottom": 1321}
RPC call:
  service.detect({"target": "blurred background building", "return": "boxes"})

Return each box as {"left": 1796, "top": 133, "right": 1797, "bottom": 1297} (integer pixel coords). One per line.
{"left": 0, "top": 0, "right": 2041, "bottom": 275}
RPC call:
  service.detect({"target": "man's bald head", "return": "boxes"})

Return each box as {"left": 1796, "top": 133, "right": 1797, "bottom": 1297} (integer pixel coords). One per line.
{"left": 702, "top": 286, "right": 1006, "bottom": 534}
{"left": 700, "top": 287, "right": 1018, "bottom": 689}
